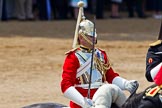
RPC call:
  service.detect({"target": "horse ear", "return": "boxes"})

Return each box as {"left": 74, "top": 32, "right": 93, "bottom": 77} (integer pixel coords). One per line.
{"left": 111, "top": 103, "right": 119, "bottom": 108}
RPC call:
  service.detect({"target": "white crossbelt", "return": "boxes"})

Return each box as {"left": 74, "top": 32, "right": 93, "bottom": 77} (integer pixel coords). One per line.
{"left": 76, "top": 56, "right": 92, "bottom": 78}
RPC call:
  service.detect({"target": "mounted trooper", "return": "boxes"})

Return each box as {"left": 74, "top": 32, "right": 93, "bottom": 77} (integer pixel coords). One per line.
{"left": 60, "top": 1, "right": 138, "bottom": 108}
{"left": 145, "top": 20, "right": 162, "bottom": 86}
{"left": 145, "top": 20, "right": 162, "bottom": 106}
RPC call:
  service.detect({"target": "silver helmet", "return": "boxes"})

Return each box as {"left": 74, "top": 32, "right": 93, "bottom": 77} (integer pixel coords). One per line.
{"left": 79, "top": 19, "right": 97, "bottom": 37}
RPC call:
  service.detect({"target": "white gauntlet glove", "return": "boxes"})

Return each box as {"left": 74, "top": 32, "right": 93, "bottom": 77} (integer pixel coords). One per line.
{"left": 63, "top": 86, "right": 94, "bottom": 108}
{"left": 112, "top": 77, "right": 139, "bottom": 94}
{"left": 125, "top": 80, "right": 139, "bottom": 94}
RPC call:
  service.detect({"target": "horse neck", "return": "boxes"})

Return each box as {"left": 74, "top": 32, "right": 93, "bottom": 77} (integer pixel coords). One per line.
{"left": 121, "top": 92, "right": 144, "bottom": 108}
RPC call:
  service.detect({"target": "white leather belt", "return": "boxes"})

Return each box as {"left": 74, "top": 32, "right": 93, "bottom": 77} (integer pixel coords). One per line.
{"left": 75, "top": 82, "right": 103, "bottom": 89}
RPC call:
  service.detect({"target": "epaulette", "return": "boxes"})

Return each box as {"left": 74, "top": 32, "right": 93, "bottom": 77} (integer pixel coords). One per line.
{"left": 149, "top": 40, "right": 162, "bottom": 47}
{"left": 65, "top": 48, "right": 78, "bottom": 55}
{"left": 96, "top": 47, "right": 105, "bottom": 52}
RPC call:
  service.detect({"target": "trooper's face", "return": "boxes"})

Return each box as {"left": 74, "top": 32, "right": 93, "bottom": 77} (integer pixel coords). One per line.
{"left": 78, "top": 34, "right": 96, "bottom": 49}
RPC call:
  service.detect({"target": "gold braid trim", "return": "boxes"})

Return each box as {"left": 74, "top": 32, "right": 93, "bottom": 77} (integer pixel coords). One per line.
{"left": 94, "top": 54, "right": 110, "bottom": 81}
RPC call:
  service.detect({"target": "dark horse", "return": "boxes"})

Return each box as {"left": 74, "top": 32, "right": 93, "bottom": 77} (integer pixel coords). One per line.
{"left": 22, "top": 84, "right": 162, "bottom": 108}
{"left": 121, "top": 84, "right": 162, "bottom": 108}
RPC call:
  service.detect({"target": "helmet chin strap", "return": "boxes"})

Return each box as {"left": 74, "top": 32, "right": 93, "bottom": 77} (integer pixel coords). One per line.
{"left": 80, "top": 45, "right": 93, "bottom": 53}
{"left": 80, "top": 32, "right": 93, "bottom": 46}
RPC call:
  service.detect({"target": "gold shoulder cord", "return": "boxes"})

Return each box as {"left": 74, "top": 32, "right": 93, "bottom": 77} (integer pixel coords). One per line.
{"left": 94, "top": 54, "right": 110, "bottom": 81}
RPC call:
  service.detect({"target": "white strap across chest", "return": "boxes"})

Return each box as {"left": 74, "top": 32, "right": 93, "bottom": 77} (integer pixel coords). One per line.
{"left": 76, "top": 49, "right": 103, "bottom": 78}
{"left": 76, "top": 50, "right": 92, "bottom": 78}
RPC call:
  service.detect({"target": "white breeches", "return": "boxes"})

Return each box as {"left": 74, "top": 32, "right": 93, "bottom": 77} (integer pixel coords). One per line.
{"left": 92, "top": 84, "right": 127, "bottom": 108}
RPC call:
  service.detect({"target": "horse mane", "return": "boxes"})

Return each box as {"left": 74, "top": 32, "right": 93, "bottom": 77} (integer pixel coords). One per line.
{"left": 121, "top": 91, "right": 145, "bottom": 108}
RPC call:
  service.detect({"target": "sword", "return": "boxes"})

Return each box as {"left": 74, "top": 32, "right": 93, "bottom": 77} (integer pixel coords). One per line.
{"left": 87, "top": 16, "right": 96, "bottom": 99}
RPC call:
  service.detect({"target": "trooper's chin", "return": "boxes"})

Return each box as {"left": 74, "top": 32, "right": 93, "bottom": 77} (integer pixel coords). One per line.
{"left": 80, "top": 44, "right": 92, "bottom": 49}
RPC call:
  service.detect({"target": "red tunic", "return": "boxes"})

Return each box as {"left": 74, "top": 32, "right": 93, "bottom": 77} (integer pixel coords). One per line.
{"left": 60, "top": 48, "right": 119, "bottom": 108}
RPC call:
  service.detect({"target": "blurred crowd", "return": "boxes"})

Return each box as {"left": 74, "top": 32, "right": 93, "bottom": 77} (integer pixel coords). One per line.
{"left": 0, "top": 0, "right": 162, "bottom": 21}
